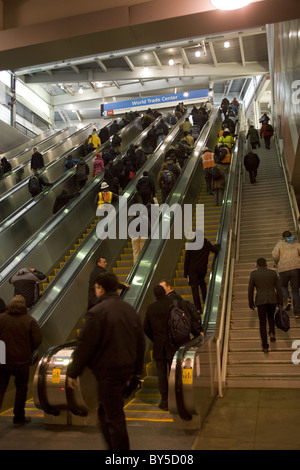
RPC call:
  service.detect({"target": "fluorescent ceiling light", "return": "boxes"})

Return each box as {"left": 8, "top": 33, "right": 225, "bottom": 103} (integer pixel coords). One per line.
{"left": 210, "top": 0, "right": 252, "bottom": 10}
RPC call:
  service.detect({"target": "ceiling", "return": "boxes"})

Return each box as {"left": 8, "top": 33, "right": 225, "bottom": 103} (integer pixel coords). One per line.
{"left": 1, "top": 0, "right": 282, "bottom": 125}
{"left": 13, "top": 26, "right": 269, "bottom": 124}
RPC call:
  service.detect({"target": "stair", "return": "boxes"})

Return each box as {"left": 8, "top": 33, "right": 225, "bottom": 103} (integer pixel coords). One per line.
{"left": 226, "top": 144, "right": 300, "bottom": 388}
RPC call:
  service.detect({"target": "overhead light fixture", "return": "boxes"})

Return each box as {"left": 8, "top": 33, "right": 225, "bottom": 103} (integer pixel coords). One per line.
{"left": 195, "top": 50, "right": 201, "bottom": 58}
{"left": 79, "top": 87, "right": 83, "bottom": 94}
{"left": 224, "top": 41, "right": 231, "bottom": 48}
{"left": 210, "top": 0, "right": 252, "bottom": 10}
{"left": 169, "top": 59, "right": 175, "bottom": 66}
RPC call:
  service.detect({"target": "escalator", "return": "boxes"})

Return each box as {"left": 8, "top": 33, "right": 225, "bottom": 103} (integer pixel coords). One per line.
{"left": 0, "top": 116, "right": 143, "bottom": 264}
{"left": 0, "top": 124, "right": 92, "bottom": 220}
{"left": 0, "top": 126, "right": 78, "bottom": 195}
{"left": 0, "top": 113, "right": 163, "bottom": 302}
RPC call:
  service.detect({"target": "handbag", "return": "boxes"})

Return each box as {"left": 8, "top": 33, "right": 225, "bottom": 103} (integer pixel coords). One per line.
{"left": 275, "top": 305, "right": 290, "bottom": 332}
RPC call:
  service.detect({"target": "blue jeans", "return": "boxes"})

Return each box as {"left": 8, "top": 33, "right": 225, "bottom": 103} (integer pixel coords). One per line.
{"left": 279, "top": 269, "right": 300, "bottom": 313}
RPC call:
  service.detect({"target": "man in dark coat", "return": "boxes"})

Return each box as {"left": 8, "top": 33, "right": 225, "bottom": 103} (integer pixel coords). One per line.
{"left": 159, "top": 279, "right": 203, "bottom": 337}
{"left": 67, "top": 272, "right": 145, "bottom": 450}
{"left": 143, "top": 285, "right": 176, "bottom": 411}
{"left": 184, "top": 236, "right": 220, "bottom": 314}
{"left": 248, "top": 258, "right": 283, "bottom": 352}
{"left": 136, "top": 171, "right": 155, "bottom": 205}
{"left": 98, "top": 126, "right": 110, "bottom": 144}
{"left": 30, "top": 147, "right": 45, "bottom": 172}
{"left": 87, "top": 257, "right": 128, "bottom": 308}
{"left": 0, "top": 295, "right": 42, "bottom": 426}
{"left": 9, "top": 267, "right": 47, "bottom": 308}
{"left": 244, "top": 151, "right": 260, "bottom": 184}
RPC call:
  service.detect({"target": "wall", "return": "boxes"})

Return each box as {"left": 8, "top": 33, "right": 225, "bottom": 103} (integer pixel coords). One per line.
{"left": 270, "top": 19, "right": 300, "bottom": 193}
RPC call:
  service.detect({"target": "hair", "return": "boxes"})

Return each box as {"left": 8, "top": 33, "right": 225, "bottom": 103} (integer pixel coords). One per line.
{"left": 256, "top": 258, "right": 267, "bottom": 267}
{"left": 282, "top": 230, "right": 292, "bottom": 238}
{"left": 153, "top": 284, "right": 166, "bottom": 299}
{"left": 159, "top": 279, "right": 172, "bottom": 288}
{"left": 95, "top": 272, "right": 119, "bottom": 292}
{"left": 11, "top": 295, "right": 27, "bottom": 307}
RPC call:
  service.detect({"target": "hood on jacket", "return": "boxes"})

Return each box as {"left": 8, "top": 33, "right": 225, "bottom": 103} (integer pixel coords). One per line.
{"left": 6, "top": 295, "right": 27, "bottom": 315}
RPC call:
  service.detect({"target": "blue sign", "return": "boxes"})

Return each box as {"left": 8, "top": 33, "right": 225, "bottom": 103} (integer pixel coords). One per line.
{"left": 102, "top": 89, "right": 209, "bottom": 116}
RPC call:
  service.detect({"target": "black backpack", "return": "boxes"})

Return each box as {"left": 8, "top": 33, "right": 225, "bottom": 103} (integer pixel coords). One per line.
{"left": 214, "top": 147, "right": 228, "bottom": 164}
{"left": 168, "top": 302, "right": 191, "bottom": 346}
{"left": 29, "top": 176, "right": 40, "bottom": 195}
{"left": 265, "top": 123, "right": 273, "bottom": 133}
{"left": 210, "top": 165, "right": 222, "bottom": 180}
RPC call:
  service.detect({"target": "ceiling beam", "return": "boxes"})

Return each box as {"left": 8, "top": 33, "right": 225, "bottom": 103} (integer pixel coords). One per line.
{"left": 22, "top": 61, "right": 268, "bottom": 85}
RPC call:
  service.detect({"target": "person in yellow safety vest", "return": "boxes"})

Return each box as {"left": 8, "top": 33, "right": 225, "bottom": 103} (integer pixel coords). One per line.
{"left": 89, "top": 130, "right": 101, "bottom": 150}
{"left": 218, "top": 128, "right": 235, "bottom": 152}
{"left": 200, "top": 148, "right": 215, "bottom": 195}
{"left": 95, "top": 182, "right": 118, "bottom": 209}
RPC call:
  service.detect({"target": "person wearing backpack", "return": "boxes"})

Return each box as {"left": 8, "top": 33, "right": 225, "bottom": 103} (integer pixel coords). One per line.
{"left": 75, "top": 158, "right": 90, "bottom": 190}
{"left": 143, "top": 285, "right": 176, "bottom": 411}
{"left": 243, "top": 151, "right": 260, "bottom": 184}
{"left": 159, "top": 279, "right": 204, "bottom": 338}
{"left": 248, "top": 258, "right": 283, "bottom": 353}
{"left": 93, "top": 153, "right": 104, "bottom": 177}
{"left": 64, "top": 155, "right": 79, "bottom": 172}
{"left": 28, "top": 172, "right": 52, "bottom": 197}
{"left": 246, "top": 125, "right": 260, "bottom": 150}
{"left": 260, "top": 121, "right": 274, "bottom": 149}
{"left": 136, "top": 171, "right": 155, "bottom": 205}
{"left": 158, "top": 163, "right": 175, "bottom": 203}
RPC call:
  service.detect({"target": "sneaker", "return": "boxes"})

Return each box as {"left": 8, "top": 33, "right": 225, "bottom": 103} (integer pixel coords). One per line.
{"left": 269, "top": 333, "right": 276, "bottom": 342}
{"left": 283, "top": 298, "right": 291, "bottom": 311}
{"left": 13, "top": 417, "right": 31, "bottom": 428}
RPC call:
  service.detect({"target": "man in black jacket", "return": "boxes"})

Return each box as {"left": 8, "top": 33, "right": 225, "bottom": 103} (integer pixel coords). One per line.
{"left": 244, "top": 151, "right": 260, "bottom": 184}
{"left": 159, "top": 279, "right": 203, "bottom": 337}
{"left": 0, "top": 295, "right": 42, "bottom": 426}
{"left": 248, "top": 258, "right": 283, "bottom": 352}
{"left": 30, "top": 147, "right": 45, "bottom": 172}
{"left": 9, "top": 267, "right": 47, "bottom": 308}
{"left": 184, "top": 236, "right": 220, "bottom": 314}
{"left": 143, "top": 285, "right": 176, "bottom": 411}
{"left": 67, "top": 272, "right": 145, "bottom": 450}
{"left": 87, "top": 257, "right": 128, "bottom": 308}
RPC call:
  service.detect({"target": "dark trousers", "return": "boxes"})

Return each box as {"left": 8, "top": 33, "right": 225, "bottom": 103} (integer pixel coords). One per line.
{"left": 97, "top": 374, "right": 130, "bottom": 450}
{"left": 279, "top": 269, "right": 300, "bottom": 314}
{"left": 264, "top": 136, "right": 271, "bottom": 149}
{"left": 156, "top": 358, "right": 172, "bottom": 405}
{"left": 189, "top": 271, "right": 207, "bottom": 312}
{"left": 247, "top": 168, "right": 257, "bottom": 183}
{"left": 0, "top": 363, "right": 30, "bottom": 424}
{"left": 257, "top": 304, "right": 276, "bottom": 349}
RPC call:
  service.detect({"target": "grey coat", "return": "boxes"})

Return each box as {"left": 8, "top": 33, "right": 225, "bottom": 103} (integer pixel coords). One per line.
{"left": 248, "top": 266, "right": 283, "bottom": 308}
